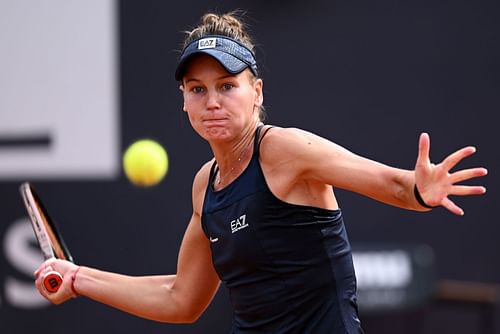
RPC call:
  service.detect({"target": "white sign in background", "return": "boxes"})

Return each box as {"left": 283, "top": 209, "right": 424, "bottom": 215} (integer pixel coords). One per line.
{"left": 0, "top": 0, "right": 119, "bottom": 179}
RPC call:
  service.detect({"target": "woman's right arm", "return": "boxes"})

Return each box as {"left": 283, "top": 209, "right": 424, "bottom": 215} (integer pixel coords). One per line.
{"left": 35, "top": 162, "right": 220, "bottom": 324}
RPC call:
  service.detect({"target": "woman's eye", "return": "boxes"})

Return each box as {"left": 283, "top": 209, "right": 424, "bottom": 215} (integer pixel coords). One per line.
{"left": 222, "top": 83, "right": 234, "bottom": 91}
{"left": 191, "top": 87, "right": 204, "bottom": 93}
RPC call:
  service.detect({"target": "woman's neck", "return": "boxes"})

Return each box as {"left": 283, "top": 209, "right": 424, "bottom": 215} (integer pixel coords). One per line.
{"left": 211, "top": 123, "right": 259, "bottom": 187}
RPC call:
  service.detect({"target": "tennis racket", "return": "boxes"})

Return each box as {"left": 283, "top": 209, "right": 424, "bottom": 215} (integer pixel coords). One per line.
{"left": 19, "top": 182, "right": 73, "bottom": 293}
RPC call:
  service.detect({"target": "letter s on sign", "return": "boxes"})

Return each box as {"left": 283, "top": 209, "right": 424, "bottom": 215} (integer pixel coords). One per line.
{"left": 3, "top": 217, "right": 48, "bottom": 308}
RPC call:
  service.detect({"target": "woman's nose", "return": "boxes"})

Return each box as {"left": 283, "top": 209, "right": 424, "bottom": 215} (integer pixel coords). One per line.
{"left": 206, "top": 89, "right": 221, "bottom": 109}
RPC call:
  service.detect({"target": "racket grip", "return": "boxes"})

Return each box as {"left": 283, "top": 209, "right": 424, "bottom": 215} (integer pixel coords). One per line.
{"left": 43, "top": 271, "right": 63, "bottom": 293}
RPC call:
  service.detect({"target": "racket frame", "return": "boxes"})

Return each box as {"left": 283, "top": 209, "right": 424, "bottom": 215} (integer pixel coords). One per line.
{"left": 19, "top": 182, "right": 73, "bottom": 293}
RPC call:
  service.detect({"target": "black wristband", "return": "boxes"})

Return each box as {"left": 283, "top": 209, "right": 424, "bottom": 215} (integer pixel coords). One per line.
{"left": 414, "top": 185, "right": 437, "bottom": 209}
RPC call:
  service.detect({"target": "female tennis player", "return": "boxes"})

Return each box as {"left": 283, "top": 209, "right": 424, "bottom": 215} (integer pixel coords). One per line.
{"left": 34, "top": 12, "right": 487, "bottom": 333}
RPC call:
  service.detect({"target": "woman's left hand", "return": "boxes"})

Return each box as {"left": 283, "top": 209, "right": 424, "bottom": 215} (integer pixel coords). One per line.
{"left": 414, "top": 133, "right": 487, "bottom": 215}
{"left": 34, "top": 259, "right": 80, "bottom": 304}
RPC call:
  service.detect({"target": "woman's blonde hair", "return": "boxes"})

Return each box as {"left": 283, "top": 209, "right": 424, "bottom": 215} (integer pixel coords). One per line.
{"left": 182, "top": 11, "right": 256, "bottom": 54}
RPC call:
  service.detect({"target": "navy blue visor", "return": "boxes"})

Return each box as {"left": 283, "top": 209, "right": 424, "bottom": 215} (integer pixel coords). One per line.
{"left": 175, "top": 35, "right": 258, "bottom": 81}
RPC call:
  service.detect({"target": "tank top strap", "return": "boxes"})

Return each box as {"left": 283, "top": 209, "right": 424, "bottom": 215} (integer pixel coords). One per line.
{"left": 208, "top": 159, "right": 218, "bottom": 185}
{"left": 253, "top": 124, "right": 273, "bottom": 158}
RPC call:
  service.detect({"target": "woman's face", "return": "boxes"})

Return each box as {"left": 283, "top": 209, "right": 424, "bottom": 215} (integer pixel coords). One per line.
{"left": 181, "top": 54, "right": 263, "bottom": 144}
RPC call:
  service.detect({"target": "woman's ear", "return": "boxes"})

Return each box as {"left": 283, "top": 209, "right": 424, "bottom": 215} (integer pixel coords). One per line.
{"left": 254, "top": 78, "right": 263, "bottom": 107}
{"left": 179, "top": 85, "right": 187, "bottom": 112}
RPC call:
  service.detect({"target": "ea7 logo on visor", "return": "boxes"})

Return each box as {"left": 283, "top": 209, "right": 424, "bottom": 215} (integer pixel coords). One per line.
{"left": 198, "top": 37, "right": 217, "bottom": 49}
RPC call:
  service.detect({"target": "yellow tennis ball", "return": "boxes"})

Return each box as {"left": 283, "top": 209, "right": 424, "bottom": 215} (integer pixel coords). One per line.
{"left": 123, "top": 139, "right": 168, "bottom": 187}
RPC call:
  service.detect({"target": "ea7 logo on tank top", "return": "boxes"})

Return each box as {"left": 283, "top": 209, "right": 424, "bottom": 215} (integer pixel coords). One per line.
{"left": 198, "top": 37, "right": 216, "bottom": 49}
{"left": 230, "top": 214, "right": 248, "bottom": 234}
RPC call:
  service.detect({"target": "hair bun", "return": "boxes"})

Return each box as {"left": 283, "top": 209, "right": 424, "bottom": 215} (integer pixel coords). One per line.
{"left": 184, "top": 11, "right": 253, "bottom": 52}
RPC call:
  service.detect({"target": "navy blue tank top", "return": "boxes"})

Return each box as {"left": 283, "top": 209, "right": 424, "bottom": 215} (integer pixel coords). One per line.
{"left": 201, "top": 126, "right": 364, "bottom": 333}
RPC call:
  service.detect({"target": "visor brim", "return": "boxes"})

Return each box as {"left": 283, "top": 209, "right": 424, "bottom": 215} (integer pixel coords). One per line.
{"left": 175, "top": 49, "right": 250, "bottom": 81}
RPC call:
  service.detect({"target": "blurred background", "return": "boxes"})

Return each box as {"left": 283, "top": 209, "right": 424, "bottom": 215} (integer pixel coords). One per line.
{"left": 1, "top": 0, "right": 498, "bottom": 333}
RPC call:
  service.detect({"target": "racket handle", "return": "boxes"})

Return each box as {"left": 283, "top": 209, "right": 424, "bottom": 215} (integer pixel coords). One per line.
{"left": 43, "top": 271, "right": 63, "bottom": 293}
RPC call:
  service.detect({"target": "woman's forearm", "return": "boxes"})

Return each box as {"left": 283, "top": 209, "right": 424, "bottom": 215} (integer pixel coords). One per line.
{"left": 74, "top": 267, "right": 193, "bottom": 323}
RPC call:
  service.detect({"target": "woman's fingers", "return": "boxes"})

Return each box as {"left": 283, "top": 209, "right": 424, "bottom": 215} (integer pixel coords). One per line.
{"left": 450, "top": 167, "right": 488, "bottom": 184}
{"left": 34, "top": 259, "right": 57, "bottom": 278}
{"left": 441, "top": 146, "right": 477, "bottom": 172}
{"left": 441, "top": 197, "right": 464, "bottom": 216}
{"left": 450, "top": 185, "right": 487, "bottom": 196}
{"left": 417, "top": 133, "right": 431, "bottom": 167}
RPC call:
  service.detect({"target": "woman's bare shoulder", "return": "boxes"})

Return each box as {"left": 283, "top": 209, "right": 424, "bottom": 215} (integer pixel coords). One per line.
{"left": 259, "top": 126, "right": 323, "bottom": 160}
{"left": 191, "top": 159, "right": 215, "bottom": 212}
